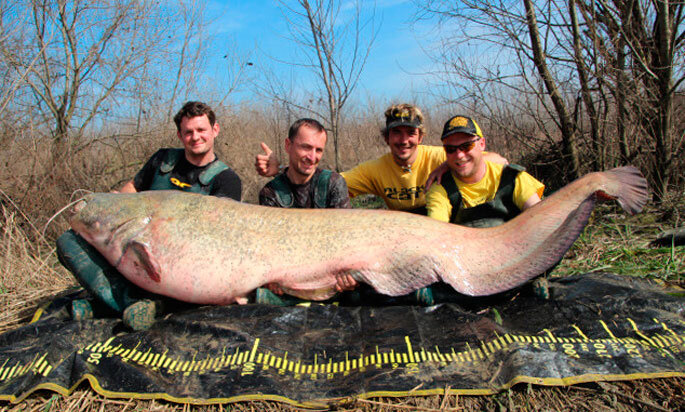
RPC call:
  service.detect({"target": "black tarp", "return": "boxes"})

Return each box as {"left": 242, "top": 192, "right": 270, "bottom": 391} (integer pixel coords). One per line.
{"left": 0, "top": 273, "right": 683, "bottom": 408}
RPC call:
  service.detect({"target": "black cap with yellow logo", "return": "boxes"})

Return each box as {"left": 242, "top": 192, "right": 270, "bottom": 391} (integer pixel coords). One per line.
{"left": 385, "top": 108, "right": 422, "bottom": 130}
{"left": 440, "top": 115, "right": 483, "bottom": 140}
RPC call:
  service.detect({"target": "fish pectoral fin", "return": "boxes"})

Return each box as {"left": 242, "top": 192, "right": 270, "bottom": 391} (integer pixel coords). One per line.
{"left": 129, "top": 241, "right": 162, "bottom": 283}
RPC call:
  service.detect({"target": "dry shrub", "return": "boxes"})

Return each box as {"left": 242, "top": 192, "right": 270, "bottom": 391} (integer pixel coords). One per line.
{"left": 0, "top": 201, "right": 74, "bottom": 334}
{"left": 0, "top": 105, "right": 683, "bottom": 409}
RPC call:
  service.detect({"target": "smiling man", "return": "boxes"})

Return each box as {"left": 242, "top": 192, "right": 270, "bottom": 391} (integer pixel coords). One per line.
{"left": 119, "top": 101, "right": 241, "bottom": 198}
{"left": 426, "top": 115, "right": 544, "bottom": 227}
{"left": 337, "top": 103, "right": 442, "bottom": 214}
{"left": 256, "top": 103, "right": 507, "bottom": 215}
{"left": 258, "top": 118, "right": 350, "bottom": 209}
{"left": 57, "top": 101, "right": 242, "bottom": 330}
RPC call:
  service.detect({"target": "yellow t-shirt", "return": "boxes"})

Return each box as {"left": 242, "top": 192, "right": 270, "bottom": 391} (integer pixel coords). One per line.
{"left": 426, "top": 161, "right": 545, "bottom": 222}
{"left": 341, "top": 145, "right": 446, "bottom": 211}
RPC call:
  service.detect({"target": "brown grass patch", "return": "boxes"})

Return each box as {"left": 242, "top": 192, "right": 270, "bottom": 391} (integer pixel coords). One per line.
{"left": 3, "top": 378, "right": 683, "bottom": 411}
{"left": 0, "top": 114, "right": 683, "bottom": 410}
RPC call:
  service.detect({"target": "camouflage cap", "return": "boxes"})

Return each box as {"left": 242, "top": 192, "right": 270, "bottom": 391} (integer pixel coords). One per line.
{"left": 385, "top": 108, "right": 422, "bottom": 130}
{"left": 441, "top": 115, "right": 483, "bottom": 140}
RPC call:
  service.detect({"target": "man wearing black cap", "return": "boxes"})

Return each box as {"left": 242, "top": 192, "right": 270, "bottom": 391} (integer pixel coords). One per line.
{"left": 256, "top": 103, "right": 507, "bottom": 215}
{"left": 426, "top": 115, "right": 544, "bottom": 227}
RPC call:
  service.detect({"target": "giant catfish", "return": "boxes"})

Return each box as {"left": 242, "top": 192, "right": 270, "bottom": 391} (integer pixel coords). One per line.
{"left": 69, "top": 166, "right": 648, "bottom": 305}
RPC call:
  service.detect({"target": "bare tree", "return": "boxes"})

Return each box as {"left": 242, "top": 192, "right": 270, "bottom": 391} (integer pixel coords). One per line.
{"left": 0, "top": 0, "right": 198, "bottom": 158}
{"left": 416, "top": 0, "right": 684, "bottom": 197}
{"left": 268, "top": 0, "right": 377, "bottom": 171}
{"left": 582, "top": 0, "right": 685, "bottom": 199}
{"left": 523, "top": 0, "right": 581, "bottom": 178}
{"left": 417, "top": 0, "right": 591, "bottom": 181}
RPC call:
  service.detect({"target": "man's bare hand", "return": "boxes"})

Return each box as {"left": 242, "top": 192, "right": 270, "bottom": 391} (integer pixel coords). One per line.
{"left": 335, "top": 272, "right": 358, "bottom": 292}
{"left": 255, "top": 142, "right": 279, "bottom": 177}
{"left": 484, "top": 151, "right": 509, "bottom": 165}
{"left": 265, "top": 282, "right": 284, "bottom": 295}
{"left": 115, "top": 180, "right": 137, "bottom": 193}
{"left": 425, "top": 161, "right": 450, "bottom": 192}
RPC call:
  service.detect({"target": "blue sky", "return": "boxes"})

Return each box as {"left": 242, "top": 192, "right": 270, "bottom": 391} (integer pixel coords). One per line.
{"left": 204, "top": 0, "right": 439, "bottom": 105}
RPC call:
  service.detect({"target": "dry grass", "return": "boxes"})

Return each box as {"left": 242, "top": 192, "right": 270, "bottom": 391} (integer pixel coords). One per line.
{"left": 2, "top": 378, "right": 683, "bottom": 411}
{"left": 0, "top": 190, "right": 683, "bottom": 410}
{"left": 0, "top": 200, "right": 74, "bottom": 334}
{"left": 0, "top": 112, "right": 683, "bottom": 410}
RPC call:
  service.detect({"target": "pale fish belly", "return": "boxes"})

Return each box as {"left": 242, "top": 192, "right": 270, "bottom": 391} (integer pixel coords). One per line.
{"left": 68, "top": 167, "right": 648, "bottom": 304}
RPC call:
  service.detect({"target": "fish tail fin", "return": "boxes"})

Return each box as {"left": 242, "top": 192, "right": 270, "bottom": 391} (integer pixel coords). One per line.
{"left": 449, "top": 166, "right": 649, "bottom": 296}
{"left": 595, "top": 166, "right": 649, "bottom": 215}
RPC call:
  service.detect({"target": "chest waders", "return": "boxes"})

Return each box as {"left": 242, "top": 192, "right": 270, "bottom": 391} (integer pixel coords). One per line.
{"left": 56, "top": 149, "right": 228, "bottom": 329}
{"left": 269, "top": 169, "right": 333, "bottom": 208}
{"left": 254, "top": 170, "right": 336, "bottom": 306}
{"left": 441, "top": 164, "right": 525, "bottom": 228}
{"left": 435, "top": 165, "right": 556, "bottom": 302}
{"left": 148, "top": 148, "right": 229, "bottom": 194}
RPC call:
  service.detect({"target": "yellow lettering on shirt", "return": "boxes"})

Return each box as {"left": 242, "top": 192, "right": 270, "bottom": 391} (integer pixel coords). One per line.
{"left": 170, "top": 177, "right": 191, "bottom": 189}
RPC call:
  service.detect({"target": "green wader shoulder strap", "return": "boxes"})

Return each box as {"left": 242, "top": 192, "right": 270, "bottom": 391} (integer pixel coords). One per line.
{"left": 271, "top": 169, "right": 333, "bottom": 208}
{"left": 314, "top": 169, "right": 332, "bottom": 208}
{"left": 151, "top": 148, "right": 229, "bottom": 194}
{"left": 271, "top": 173, "right": 294, "bottom": 208}
{"left": 440, "top": 172, "right": 463, "bottom": 224}
{"left": 443, "top": 164, "right": 525, "bottom": 227}
{"left": 198, "top": 160, "right": 229, "bottom": 186}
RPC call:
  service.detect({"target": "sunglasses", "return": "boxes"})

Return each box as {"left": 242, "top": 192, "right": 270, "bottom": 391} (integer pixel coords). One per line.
{"left": 443, "top": 137, "right": 481, "bottom": 154}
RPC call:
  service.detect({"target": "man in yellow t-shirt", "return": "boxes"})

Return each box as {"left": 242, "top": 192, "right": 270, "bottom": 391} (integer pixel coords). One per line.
{"left": 255, "top": 103, "right": 507, "bottom": 215}
{"left": 338, "top": 103, "right": 444, "bottom": 213}
{"left": 426, "top": 115, "right": 544, "bottom": 227}
{"left": 425, "top": 115, "right": 550, "bottom": 301}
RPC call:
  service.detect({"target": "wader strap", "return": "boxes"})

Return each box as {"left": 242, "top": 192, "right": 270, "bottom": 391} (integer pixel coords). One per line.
{"left": 271, "top": 169, "right": 333, "bottom": 208}
{"left": 159, "top": 148, "right": 183, "bottom": 173}
{"left": 440, "top": 172, "right": 463, "bottom": 224}
{"left": 151, "top": 148, "right": 228, "bottom": 194}
{"left": 495, "top": 164, "right": 524, "bottom": 220}
{"left": 444, "top": 164, "right": 525, "bottom": 227}
{"left": 198, "top": 160, "right": 229, "bottom": 186}
{"left": 314, "top": 169, "right": 332, "bottom": 208}
{"left": 271, "top": 174, "right": 294, "bottom": 208}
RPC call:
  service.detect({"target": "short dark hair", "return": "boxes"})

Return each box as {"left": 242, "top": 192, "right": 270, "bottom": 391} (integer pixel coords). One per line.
{"left": 173, "top": 101, "right": 216, "bottom": 131}
{"left": 288, "top": 118, "right": 326, "bottom": 141}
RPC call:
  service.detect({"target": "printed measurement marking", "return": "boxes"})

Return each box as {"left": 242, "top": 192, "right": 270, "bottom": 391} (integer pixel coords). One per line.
{"left": 4, "top": 319, "right": 684, "bottom": 384}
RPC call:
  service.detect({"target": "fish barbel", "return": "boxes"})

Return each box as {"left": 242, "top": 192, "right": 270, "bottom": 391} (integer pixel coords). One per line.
{"left": 70, "top": 166, "right": 648, "bottom": 305}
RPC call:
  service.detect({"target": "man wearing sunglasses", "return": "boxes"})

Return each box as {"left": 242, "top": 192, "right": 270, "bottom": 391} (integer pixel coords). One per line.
{"left": 256, "top": 104, "right": 507, "bottom": 215}
{"left": 426, "top": 115, "right": 544, "bottom": 228}
{"left": 256, "top": 105, "right": 508, "bottom": 304}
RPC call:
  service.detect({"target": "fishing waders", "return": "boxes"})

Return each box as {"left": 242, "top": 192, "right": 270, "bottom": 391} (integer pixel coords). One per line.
{"left": 56, "top": 230, "right": 163, "bottom": 330}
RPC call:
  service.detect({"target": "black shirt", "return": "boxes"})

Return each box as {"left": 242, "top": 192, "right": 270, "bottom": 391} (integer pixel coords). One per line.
{"left": 134, "top": 148, "right": 242, "bottom": 200}
{"left": 259, "top": 168, "right": 350, "bottom": 208}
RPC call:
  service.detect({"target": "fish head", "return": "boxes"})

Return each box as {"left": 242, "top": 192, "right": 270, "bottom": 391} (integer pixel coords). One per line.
{"left": 69, "top": 192, "right": 154, "bottom": 262}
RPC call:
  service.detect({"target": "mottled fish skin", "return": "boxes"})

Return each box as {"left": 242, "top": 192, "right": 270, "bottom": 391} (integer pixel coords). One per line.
{"left": 70, "top": 166, "right": 648, "bottom": 305}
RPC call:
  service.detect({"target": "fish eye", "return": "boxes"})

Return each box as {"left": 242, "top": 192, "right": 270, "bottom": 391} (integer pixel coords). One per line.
{"left": 73, "top": 199, "right": 87, "bottom": 213}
